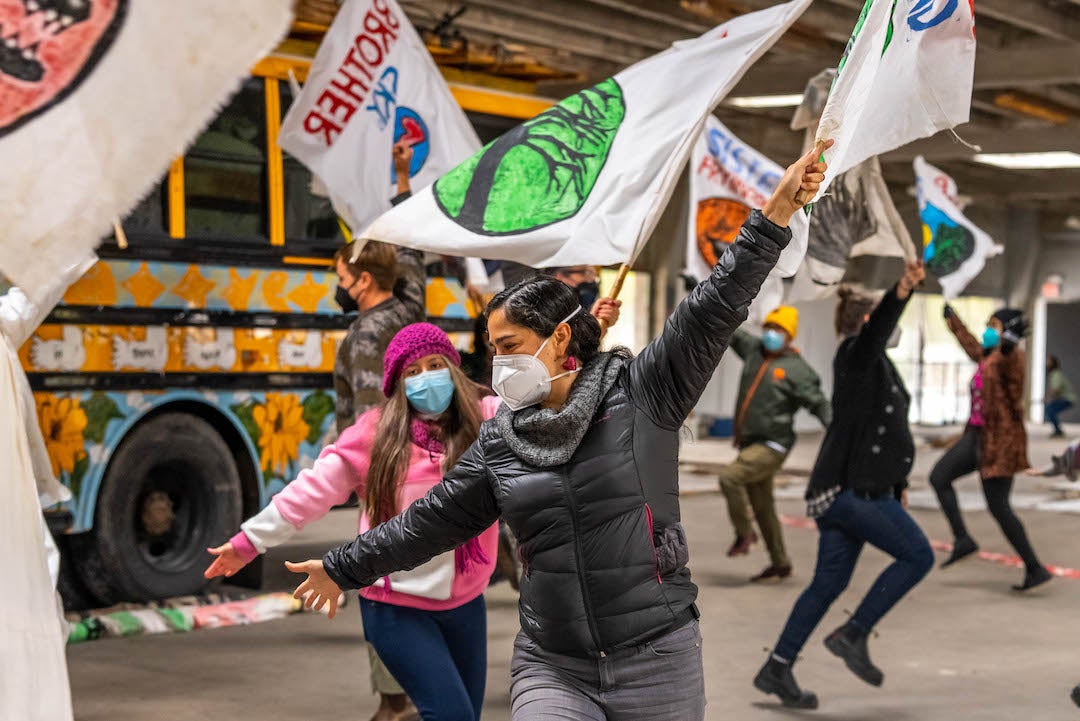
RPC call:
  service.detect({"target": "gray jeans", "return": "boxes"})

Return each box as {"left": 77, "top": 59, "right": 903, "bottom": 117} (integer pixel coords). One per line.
{"left": 509, "top": 620, "right": 705, "bottom": 720}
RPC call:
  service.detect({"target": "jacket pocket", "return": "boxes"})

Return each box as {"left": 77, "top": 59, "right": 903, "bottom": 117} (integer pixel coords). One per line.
{"left": 653, "top": 521, "right": 689, "bottom": 577}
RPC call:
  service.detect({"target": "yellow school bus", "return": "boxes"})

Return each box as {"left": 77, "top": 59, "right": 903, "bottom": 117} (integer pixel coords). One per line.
{"left": 22, "top": 30, "right": 559, "bottom": 608}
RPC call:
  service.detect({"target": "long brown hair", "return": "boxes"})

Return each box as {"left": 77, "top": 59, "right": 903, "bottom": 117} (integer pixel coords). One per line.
{"left": 365, "top": 360, "right": 485, "bottom": 525}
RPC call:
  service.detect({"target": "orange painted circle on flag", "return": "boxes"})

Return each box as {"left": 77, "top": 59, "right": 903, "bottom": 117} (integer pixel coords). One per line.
{"left": 695, "top": 197, "right": 752, "bottom": 267}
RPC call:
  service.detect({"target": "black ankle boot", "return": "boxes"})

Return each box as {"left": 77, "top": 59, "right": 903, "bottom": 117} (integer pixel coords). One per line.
{"left": 753, "top": 656, "right": 819, "bottom": 709}
{"left": 941, "top": 536, "right": 979, "bottom": 568}
{"left": 825, "top": 622, "right": 884, "bottom": 687}
{"left": 1013, "top": 565, "right": 1052, "bottom": 592}
{"left": 1071, "top": 684, "right": 1080, "bottom": 708}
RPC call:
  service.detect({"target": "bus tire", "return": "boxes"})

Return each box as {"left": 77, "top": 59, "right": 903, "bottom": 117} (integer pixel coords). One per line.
{"left": 57, "top": 533, "right": 104, "bottom": 611}
{"left": 75, "top": 412, "right": 243, "bottom": 603}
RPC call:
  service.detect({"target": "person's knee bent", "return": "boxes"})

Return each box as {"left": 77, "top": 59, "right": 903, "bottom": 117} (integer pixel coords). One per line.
{"left": 909, "top": 538, "right": 935, "bottom": 579}
{"left": 929, "top": 464, "right": 952, "bottom": 492}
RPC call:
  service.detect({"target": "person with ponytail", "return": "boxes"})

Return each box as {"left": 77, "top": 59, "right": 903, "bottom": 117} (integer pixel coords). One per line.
{"left": 205, "top": 323, "right": 500, "bottom": 721}
{"left": 931, "top": 306, "right": 1051, "bottom": 591}
{"left": 282, "top": 144, "right": 832, "bottom": 721}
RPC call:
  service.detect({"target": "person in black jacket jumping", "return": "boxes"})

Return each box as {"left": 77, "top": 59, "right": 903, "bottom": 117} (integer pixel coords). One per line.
{"left": 283, "top": 143, "right": 831, "bottom": 721}
{"left": 754, "top": 264, "right": 934, "bottom": 710}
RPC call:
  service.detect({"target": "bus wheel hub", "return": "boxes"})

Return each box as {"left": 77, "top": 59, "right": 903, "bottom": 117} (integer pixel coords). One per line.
{"left": 141, "top": 491, "right": 175, "bottom": 537}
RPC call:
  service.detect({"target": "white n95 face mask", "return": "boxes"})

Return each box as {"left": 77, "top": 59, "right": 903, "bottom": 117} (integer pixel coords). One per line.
{"left": 492, "top": 306, "right": 582, "bottom": 411}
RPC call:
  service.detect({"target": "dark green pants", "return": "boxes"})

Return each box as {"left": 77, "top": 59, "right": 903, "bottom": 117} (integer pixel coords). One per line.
{"left": 719, "top": 443, "right": 789, "bottom": 567}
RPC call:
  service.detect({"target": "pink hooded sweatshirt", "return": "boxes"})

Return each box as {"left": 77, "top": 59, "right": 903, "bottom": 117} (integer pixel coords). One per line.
{"left": 230, "top": 395, "right": 501, "bottom": 612}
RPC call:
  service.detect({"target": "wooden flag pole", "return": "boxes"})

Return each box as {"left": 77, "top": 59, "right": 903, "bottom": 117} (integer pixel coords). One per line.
{"left": 113, "top": 219, "right": 128, "bottom": 250}
{"left": 599, "top": 262, "right": 631, "bottom": 332}
{"left": 794, "top": 139, "right": 827, "bottom": 206}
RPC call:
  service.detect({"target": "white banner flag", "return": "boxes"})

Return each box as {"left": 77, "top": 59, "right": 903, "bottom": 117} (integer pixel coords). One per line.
{"left": 279, "top": 0, "right": 481, "bottom": 231}
{"left": 0, "top": 0, "right": 293, "bottom": 304}
{"left": 915, "top": 156, "right": 1002, "bottom": 299}
{"left": 361, "top": 0, "right": 812, "bottom": 269}
{"left": 810, "top": 0, "right": 976, "bottom": 201}
{"left": 687, "top": 116, "right": 809, "bottom": 285}
{"left": 789, "top": 157, "right": 913, "bottom": 300}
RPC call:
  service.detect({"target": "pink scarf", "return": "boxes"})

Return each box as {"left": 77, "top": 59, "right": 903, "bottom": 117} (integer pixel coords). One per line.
{"left": 408, "top": 417, "right": 489, "bottom": 575}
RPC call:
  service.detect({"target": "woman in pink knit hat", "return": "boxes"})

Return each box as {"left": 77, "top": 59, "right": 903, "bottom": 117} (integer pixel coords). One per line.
{"left": 205, "top": 322, "right": 500, "bottom": 721}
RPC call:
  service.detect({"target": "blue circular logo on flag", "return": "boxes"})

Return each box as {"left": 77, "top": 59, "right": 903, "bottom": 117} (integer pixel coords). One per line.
{"left": 392, "top": 106, "right": 430, "bottom": 180}
{"left": 907, "top": 0, "right": 959, "bottom": 31}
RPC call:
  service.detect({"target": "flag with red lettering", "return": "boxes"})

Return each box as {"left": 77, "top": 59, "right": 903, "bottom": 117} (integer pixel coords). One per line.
{"left": 686, "top": 116, "right": 808, "bottom": 288}
{"left": 360, "top": 0, "right": 812, "bottom": 270}
{"left": 0, "top": 0, "right": 293, "bottom": 304}
{"left": 278, "top": 0, "right": 481, "bottom": 231}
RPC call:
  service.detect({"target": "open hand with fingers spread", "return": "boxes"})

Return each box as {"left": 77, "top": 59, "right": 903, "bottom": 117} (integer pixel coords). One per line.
{"left": 287, "top": 559, "right": 343, "bottom": 619}
{"left": 761, "top": 139, "right": 834, "bottom": 228}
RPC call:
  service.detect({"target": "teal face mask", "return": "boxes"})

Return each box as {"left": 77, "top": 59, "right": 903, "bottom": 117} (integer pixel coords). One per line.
{"left": 762, "top": 329, "right": 786, "bottom": 353}
{"left": 404, "top": 368, "right": 455, "bottom": 416}
{"left": 982, "top": 327, "right": 1000, "bottom": 350}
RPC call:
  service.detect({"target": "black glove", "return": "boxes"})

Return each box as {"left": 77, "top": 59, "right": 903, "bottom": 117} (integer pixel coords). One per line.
{"left": 943, "top": 304, "right": 955, "bottom": 320}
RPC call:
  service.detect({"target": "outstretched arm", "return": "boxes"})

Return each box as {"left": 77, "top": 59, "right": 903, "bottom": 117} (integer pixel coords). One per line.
{"left": 944, "top": 305, "right": 982, "bottom": 363}
{"left": 320, "top": 441, "right": 499, "bottom": 590}
{"left": 626, "top": 143, "right": 831, "bottom": 430}
{"left": 205, "top": 418, "right": 373, "bottom": 579}
{"left": 847, "top": 263, "right": 923, "bottom": 367}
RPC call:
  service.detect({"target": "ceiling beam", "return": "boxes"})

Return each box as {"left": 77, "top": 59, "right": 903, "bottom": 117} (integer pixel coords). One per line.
{"left": 460, "top": 0, "right": 689, "bottom": 54}
{"left": 886, "top": 124, "right": 1080, "bottom": 163}
{"left": 729, "top": 45, "right": 1080, "bottom": 97}
{"left": 576, "top": 0, "right": 713, "bottom": 35}
{"left": 975, "top": 0, "right": 1080, "bottom": 44}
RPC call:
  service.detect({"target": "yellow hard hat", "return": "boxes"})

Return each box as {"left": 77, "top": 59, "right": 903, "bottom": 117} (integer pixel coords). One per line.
{"left": 764, "top": 306, "right": 798, "bottom": 339}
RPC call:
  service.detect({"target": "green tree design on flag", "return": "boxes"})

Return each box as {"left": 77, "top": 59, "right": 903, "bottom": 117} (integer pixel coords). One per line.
{"left": 434, "top": 78, "right": 626, "bottom": 234}
{"left": 925, "top": 223, "right": 975, "bottom": 276}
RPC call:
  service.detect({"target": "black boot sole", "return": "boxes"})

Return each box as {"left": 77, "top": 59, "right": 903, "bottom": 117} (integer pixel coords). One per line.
{"left": 824, "top": 634, "right": 884, "bottom": 687}
{"left": 1071, "top": 685, "right": 1080, "bottom": 708}
{"left": 753, "top": 671, "right": 819, "bottom": 710}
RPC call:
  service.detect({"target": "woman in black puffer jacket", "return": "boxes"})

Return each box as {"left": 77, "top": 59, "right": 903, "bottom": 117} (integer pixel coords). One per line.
{"left": 287, "top": 145, "right": 829, "bottom": 721}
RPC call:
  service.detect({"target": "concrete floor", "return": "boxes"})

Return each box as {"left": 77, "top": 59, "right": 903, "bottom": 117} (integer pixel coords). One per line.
{"left": 69, "top": 476, "right": 1080, "bottom": 721}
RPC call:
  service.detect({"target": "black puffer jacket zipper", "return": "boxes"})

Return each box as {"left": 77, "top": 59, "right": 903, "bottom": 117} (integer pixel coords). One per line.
{"left": 560, "top": 469, "right": 606, "bottom": 656}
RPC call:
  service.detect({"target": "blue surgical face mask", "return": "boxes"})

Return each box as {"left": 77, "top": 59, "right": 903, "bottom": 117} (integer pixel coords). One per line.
{"left": 982, "top": 326, "right": 1000, "bottom": 350}
{"left": 762, "top": 329, "right": 786, "bottom": 353}
{"left": 404, "top": 368, "right": 455, "bottom": 416}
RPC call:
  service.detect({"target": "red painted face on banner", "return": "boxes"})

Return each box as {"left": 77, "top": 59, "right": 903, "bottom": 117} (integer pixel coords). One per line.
{"left": 0, "top": 0, "right": 127, "bottom": 137}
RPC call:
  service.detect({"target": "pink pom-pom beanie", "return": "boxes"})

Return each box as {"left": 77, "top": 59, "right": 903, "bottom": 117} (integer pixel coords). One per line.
{"left": 382, "top": 323, "right": 462, "bottom": 397}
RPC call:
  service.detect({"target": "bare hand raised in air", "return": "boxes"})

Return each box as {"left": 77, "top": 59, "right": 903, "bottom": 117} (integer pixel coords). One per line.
{"left": 761, "top": 139, "right": 834, "bottom": 228}
{"left": 896, "top": 262, "right": 926, "bottom": 301}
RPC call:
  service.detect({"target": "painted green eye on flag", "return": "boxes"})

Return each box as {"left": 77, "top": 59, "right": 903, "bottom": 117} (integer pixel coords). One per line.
{"left": 434, "top": 79, "right": 626, "bottom": 235}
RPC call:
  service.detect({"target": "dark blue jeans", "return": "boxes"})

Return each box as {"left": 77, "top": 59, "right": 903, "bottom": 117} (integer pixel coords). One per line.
{"left": 361, "top": 595, "right": 487, "bottom": 721}
{"left": 774, "top": 490, "right": 934, "bottom": 661}
{"left": 1046, "top": 399, "right": 1073, "bottom": 435}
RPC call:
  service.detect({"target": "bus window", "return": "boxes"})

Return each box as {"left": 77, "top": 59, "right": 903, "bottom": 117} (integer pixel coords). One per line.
{"left": 121, "top": 179, "right": 169, "bottom": 238}
{"left": 279, "top": 82, "right": 342, "bottom": 244}
{"left": 184, "top": 78, "right": 268, "bottom": 242}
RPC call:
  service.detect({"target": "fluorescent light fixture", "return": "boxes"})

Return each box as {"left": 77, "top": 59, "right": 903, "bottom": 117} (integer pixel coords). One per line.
{"left": 972, "top": 151, "right": 1080, "bottom": 169}
{"left": 726, "top": 93, "right": 804, "bottom": 108}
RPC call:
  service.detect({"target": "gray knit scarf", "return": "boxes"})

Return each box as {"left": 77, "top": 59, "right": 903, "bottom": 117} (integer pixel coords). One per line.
{"left": 495, "top": 352, "right": 627, "bottom": 468}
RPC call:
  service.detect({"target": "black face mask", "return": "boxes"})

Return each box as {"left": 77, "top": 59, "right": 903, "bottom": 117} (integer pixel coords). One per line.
{"left": 576, "top": 281, "right": 600, "bottom": 311}
{"left": 335, "top": 285, "right": 359, "bottom": 314}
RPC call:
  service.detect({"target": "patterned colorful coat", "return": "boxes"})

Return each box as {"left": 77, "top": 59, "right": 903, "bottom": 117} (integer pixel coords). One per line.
{"left": 947, "top": 314, "right": 1029, "bottom": 478}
